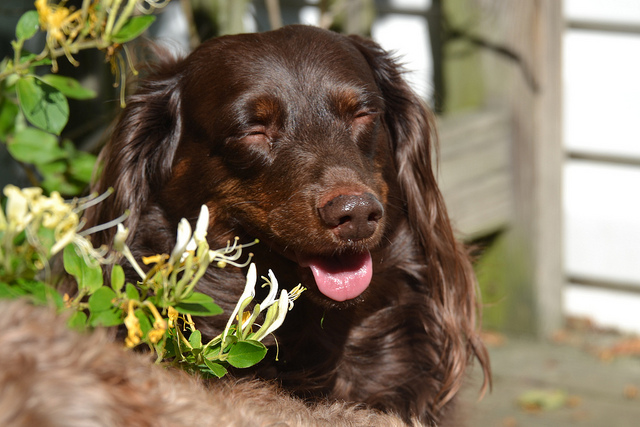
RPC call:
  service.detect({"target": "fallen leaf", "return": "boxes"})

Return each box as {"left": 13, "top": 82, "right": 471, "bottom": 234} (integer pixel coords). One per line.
{"left": 481, "top": 330, "right": 506, "bottom": 347}
{"left": 623, "top": 384, "right": 638, "bottom": 400}
{"left": 609, "top": 337, "right": 640, "bottom": 357}
{"left": 517, "top": 389, "right": 569, "bottom": 412}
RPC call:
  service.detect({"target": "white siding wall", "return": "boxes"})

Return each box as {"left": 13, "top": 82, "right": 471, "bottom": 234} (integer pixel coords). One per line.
{"left": 563, "top": 0, "right": 640, "bottom": 333}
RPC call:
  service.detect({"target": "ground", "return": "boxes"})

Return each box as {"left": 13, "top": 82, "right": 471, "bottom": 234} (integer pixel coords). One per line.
{"left": 461, "top": 325, "right": 640, "bottom": 427}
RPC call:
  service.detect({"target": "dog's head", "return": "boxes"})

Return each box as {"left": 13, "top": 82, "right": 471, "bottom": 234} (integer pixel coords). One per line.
{"left": 172, "top": 26, "right": 403, "bottom": 302}
{"left": 88, "top": 25, "right": 447, "bottom": 306}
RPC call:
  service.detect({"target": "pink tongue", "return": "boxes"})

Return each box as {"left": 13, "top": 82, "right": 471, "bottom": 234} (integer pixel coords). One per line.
{"left": 307, "top": 252, "right": 373, "bottom": 301}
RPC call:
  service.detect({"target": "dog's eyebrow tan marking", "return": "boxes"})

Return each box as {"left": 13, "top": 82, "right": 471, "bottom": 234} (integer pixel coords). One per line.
{"left": 331, "top": 88, "right": 380, "bottom": 118}
{"left": 253, "top": 97, "right": 283, "bottom": 122}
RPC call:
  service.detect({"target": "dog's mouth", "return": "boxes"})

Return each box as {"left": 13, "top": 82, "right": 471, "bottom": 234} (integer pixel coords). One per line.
{"left": 298, "top": 251, "right": 373, "bottom": 302}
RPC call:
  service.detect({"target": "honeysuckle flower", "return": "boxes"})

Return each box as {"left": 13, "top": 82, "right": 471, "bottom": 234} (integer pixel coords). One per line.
{"left": 40, "top": 192, "right": 71, "bottom": 228}
{"left": 169, "top": 218, "right": 191, "bottom": 265}
{"left": 252, "top": 290, "right": 290, "bottom": 342}
{"left": 113, "top": 223, "right": 146, "bottom": 279}
{"left": 193, "top": 204, "right": 209, "bottom": 245}
{"left": 220, "top": 263, "right": 257, "bottom": 349}
{"left": 260, "top": 270, "right": 280, "bottom": 311}
{"left": 287, "top": 284, "right": 306, "bottom": 310}
{"left": 4, "top": 185, "right": 31, "bottom": 232}
{"left": 209, "top": 237, "right": 257, "bottom": 268}
{"left": 35, "top": 0, "right": 83, "bottom": 42}
{"left": 184, "top": 204, "right": 209, "bottom": 260}
{"left": 219, "top": 263, "right": 305, "bottom": 349}
{"left": 167, "top": 306, "right": 179, "bottom": 328}
{"left": 35, "top": 0, "right": 84, "bottom": 68}
{"left": 113, "top": 223, "right": 129, "bottom": 252}
{"left": 124, "top": 301, "right": 142, "bottom": 348}
{"left": 147, "top": 328, "right": 165, "bottom": 344}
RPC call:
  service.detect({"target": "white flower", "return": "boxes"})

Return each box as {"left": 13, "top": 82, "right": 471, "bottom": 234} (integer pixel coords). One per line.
{"left": 113, "top": 223, "right": 129, "bottom": 252}
{"left": 4, "top": 185, "right": 30, "bottom": 231}
{"left": 260, "top": 269, "right": 279, "bottom": 311}
{"left": 184, "top": 205, "right": 209, "bottom": 255}
{"left": 221, "top": 263, "right": 257, "bottom": 347}
{"left": 193, "top": 205, "right": 209, "bottom": 244}
{"left": 169, "top": 218, "right": 191, "bottom": 264}
{"left": 39, "top": 191, "right": 70, "bottom": 229}
{"left": 252, "top": 290, "right": 290, "bottom": 342}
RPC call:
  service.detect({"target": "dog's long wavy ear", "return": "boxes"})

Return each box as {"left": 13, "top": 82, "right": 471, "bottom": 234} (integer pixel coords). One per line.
{"left": 349, "top": 35, "right": 490, "bottom": 409}
{"left": 82, "top": 63, "right": 183, "bottom": 249}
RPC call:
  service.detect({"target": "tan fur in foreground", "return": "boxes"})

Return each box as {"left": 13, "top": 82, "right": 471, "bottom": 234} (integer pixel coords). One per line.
{"left": 0, "top": 300, "right": 419, "bottom": 427}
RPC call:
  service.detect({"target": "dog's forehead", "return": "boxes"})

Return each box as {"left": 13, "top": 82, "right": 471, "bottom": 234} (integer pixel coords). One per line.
{"left": 187, "top": 26, "right": 379, "bottom": 96}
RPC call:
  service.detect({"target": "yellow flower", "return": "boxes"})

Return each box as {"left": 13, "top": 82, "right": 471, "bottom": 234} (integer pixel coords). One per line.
{"left": 167, "top": 306, "right": 179, "bottom": 328}
{"left": 147, "top": 328, "right": 165, "bottom": 344}
{"left": 34, "top": 0, "right": 85, "bottom": 68}
{"left": 35, "top": 0, "right": 83, "bottom": 43}
{"left": 124, "top": 303, "right": 142, "bottom": 348}
{"left": 153, "top": 317, "right": 167, "bottom": 332}
{"left": 142, "top": 254, "right": 166, "bottom": 265}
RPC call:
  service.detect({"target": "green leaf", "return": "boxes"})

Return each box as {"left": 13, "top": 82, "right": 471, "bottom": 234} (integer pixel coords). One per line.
{"left": 0, "top": 282, "right": 26, "bottom": 299}
{"left": 88, "top": 286, "right": 117, "bottom": 312}
{"left": 175, "top": 292, "right": 223, "bottom": 316}
{"left": 111, "top": 264, "right": 125, "bottom": 293}
{"left": 125, "top": 282, "right": 140, "bottom": 301}
{"left": 135, "top": 309, "right": 152, "bottom": 335}
{"left": 18, "top": 51, "right": 52, "bottom": 67}
{"left": 189, "top": 330, "right": 202, "bottom": 349}
{"left": 8, "top": 127, "right": 67, "bottom": 165}
{"left": 63, "top": 245, "right": 104, "bottom": 293}
{"left": 37, "top": 160, "right": 67, "bottom": 175}
{"left": 112, "top": 15, "right": 156, "bottom": 43}
{"left": 16, "top": 11, "right": 39, "bottom": 41}
{"left": 181, "top": 292, "right": 215, "bottom": 304}
{"left": 0, "top": 97, "right": 19, "bottom": 142}
{"left": 164, "top": 339, "right": 177, "bottom": 359}
{"left": 67, "top": 311, "right": 88, "bottom": 330}
{"left": 89, "top": 307, "right": 122, "bottom": 327}
{"left": 68, "top": 151, "right": 97, "bottom": 183}
{"left": 16, "top": 76, "right": 69, "bottom": 135}
{"left": 221, "top": 335, "right": 238, "bottom": 352}
{"left": 203, "top": 359, "right": 227, "bottom": 378}
{"left": 41, "top": 172, "right": 85, "bottom": 197}
{"left": 41, "top": 75, "right": 96, "bottom": 100}
{"left": 226, "top": 340, "right": 267, "bottom": 368}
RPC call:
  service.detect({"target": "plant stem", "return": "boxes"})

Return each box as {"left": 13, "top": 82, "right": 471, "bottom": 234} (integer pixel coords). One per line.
{"left": 112, "top": 0, "right": 138, "bottom": 37}
{"left": 104, "top": 0, "right": 124, "bottom": 38}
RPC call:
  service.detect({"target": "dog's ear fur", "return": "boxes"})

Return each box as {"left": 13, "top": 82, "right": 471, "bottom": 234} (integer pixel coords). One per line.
{"left": 83, "top": 61, "right": 183, "bottom": 249}
{"left": 348, "top": 35, "right": 490, "bottom": 410}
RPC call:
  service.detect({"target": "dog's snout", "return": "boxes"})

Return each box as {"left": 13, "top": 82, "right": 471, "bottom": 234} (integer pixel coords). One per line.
{"left": 318, "top": 193, "right": 383, "bottom": 241}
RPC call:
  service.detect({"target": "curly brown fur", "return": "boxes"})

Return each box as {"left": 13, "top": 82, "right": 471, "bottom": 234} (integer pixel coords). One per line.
{"left": 0, "top": 299, "right": 418, "bottom": 427}
{"left": 81, "top": 25, "right": 490, "bottom": 425}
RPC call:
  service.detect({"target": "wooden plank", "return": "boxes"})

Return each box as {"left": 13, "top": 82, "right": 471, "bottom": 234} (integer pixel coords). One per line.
{"left": 462, "top": 0, "right": 564, "bottom": 338}
{"left": 437, "top": 108, "right": 512, "bottom": 239}
{"left": 530, "top": 0, "right": 564, "bottom": 338}
{"left": 491, "top": 0, "right": 564, "bottom": 338}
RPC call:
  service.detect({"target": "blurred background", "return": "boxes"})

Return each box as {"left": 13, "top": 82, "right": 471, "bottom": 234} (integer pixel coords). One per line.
{"left": 1, "top": 0, "right": 639, "bottom": 425}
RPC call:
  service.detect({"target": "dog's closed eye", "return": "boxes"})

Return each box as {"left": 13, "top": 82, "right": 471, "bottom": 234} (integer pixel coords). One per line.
{"left": 240, "top": 126, "right": 271, "bottom": 146}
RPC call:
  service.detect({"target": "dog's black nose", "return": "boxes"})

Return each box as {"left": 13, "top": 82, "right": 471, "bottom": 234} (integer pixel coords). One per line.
{"left": 318, "top": 193, "right": 384, "bottom": 241}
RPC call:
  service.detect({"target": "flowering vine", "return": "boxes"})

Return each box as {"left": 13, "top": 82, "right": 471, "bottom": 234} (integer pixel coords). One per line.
{"left": 0, "top": 186, "right": 304, "bottom": 377}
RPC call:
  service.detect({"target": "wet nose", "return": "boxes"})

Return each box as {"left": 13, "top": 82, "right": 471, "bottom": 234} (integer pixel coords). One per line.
{"left": 318, "top": 193, "right": 384, "bottom": 241}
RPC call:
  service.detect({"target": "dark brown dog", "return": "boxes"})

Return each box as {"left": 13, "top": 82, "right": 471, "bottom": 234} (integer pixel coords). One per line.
{"left": 84, "top": 25, "right": 490, "bottom": 425}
